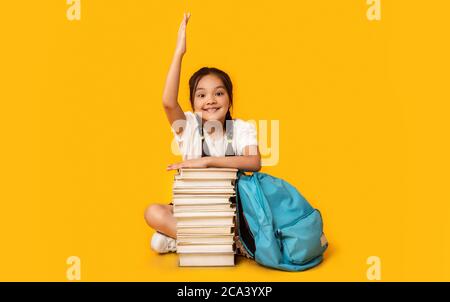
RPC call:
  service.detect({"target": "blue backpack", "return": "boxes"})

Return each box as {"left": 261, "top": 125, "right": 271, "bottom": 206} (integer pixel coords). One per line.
{"left": 235, "top": 171, "right": 328, "bottom": 271}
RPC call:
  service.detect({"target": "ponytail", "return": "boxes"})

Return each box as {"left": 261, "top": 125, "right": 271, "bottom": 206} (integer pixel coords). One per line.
{"left": 225, "top": 110, "right": 233, "bottom": 121}
{"left": 224, "top": 109, "right": 233, "bottom": 138}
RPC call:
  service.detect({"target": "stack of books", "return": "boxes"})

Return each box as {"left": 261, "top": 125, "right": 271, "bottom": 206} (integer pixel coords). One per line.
{"left": 172, "top": 168, "right": 238, "bottom": 267}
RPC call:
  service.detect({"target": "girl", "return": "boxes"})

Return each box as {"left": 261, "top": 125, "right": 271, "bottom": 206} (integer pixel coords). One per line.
{"left": 144, "top": 13, "right": 261, "bottom": 254}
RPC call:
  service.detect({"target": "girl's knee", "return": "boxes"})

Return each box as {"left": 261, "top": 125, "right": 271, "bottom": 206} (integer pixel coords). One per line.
{"left": 144, "top": 204, "right": 166, "bottom": 228}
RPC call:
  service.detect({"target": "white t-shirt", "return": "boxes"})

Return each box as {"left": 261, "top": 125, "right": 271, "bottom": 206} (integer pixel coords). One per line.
{"left": 171, "top": 111, "right": 258, "bottom": 160}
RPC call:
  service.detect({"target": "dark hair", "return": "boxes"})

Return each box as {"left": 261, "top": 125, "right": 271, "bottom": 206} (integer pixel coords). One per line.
{"left": 189, "top": 67, "right": 233, "bottom": 124}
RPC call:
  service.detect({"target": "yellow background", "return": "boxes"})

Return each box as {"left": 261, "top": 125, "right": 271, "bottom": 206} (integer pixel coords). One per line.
{"left": 1, "top": 0, "right": 449, "bottom": 281}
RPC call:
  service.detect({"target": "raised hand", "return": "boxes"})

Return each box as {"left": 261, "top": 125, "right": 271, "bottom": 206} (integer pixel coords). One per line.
{"left": 175, "top": 12, "right": 191, "bottom": 57}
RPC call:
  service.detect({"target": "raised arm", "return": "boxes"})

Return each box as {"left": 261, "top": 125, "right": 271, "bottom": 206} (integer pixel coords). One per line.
{"left": 162, "top": 12, "right": 191, "bottom": 131}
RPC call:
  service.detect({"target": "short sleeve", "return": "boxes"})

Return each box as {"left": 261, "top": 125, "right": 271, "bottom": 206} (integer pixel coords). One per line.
{"left": 170, "top": 111, "right": 196, "bottom": 153}
{"left": 235, "top": 120, "right": 258, "bottom": 156}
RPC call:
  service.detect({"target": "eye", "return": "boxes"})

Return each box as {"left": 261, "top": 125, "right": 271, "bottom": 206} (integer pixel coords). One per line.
{"left": 216, "top": 91, "right": 224, "bottom": 96}
{"left": 197, "top": 94, "right": 205, "bottom": 98}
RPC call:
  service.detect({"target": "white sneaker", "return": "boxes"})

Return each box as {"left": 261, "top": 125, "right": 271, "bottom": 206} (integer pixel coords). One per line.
{"left": 151, "top": 232, "right": 177, "bottom": 254}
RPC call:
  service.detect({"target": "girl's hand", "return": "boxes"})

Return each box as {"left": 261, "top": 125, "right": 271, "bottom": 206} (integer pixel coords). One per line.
{"left": 167, "top": 157, "right": 210, "bottom": 171}
{"left": 175, "top": 12, "right": 191, "bottom": 57}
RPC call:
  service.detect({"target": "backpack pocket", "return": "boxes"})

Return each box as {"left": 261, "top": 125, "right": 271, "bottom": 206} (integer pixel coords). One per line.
{"left": 278, "top": 209, "right": 327, "bottom": 265}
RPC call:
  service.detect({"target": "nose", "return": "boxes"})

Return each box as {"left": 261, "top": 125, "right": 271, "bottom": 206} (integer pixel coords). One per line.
{"left": 206, "top": 97, "right": 217, "bottom": 105}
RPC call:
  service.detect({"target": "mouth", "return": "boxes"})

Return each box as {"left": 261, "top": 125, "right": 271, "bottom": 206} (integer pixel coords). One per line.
{"left": 202, "top": 107, "right": 221, "bottom": 114}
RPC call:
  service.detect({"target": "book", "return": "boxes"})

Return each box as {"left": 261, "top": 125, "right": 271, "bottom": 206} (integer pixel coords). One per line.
{"left": 174, "top": 211, "right": 236, "bottom": 218}
{"left": 176, "top": 217, "right": 235, "bottom": 227}
{"left": 172, "top": 187, "right": 236, "bottom": 194}
{"left": 177, "top": 234, "right": 234, "bottom": 239}
{"left": 173, "top": 194, "right": 235, "bottom": 199}
{"left": 174, "top": 176, "right": 236, "bottom": 188}
{"left": 172, "top": 196, "right": 234, "bottom": 205}
{"left": 177, "top": 168, "right": 238, "bottom": 179}
{"left": 176, "top": 226, "right": 234, "bottom": 235}
{"left": 177, "top": 235, "right": 234, "bottom": 245}
{"left": 178, "top": 253, "right": 235, "bottom": 267}
{"left": 176, "top": 244, "right": 235, "bottom": 254}
{"left": 174, "top": 204, "right": 235, "bottom": 213}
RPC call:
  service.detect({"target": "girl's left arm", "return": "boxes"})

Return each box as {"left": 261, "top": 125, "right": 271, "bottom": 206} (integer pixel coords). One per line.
{"left": 167, "top": 145, "right": 261, "bottom": 172}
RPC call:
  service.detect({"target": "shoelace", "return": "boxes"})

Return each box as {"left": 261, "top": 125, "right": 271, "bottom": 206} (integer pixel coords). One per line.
{"left": 168, "top": 238, "right": 177, "bottom": 251}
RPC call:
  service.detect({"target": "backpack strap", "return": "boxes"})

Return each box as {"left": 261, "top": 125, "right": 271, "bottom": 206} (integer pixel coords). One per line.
{"left": 235, "top": 171, "right": 256, "bottom": 257}
{"left": 224, "top": 120, "right": 235, "bottom": 156}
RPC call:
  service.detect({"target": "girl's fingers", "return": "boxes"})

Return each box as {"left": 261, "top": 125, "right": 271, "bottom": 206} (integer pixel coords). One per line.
{"left": 167, "top": 160, "right": 191, "bottom": 171}
{"left": 167, "top": 163, "right": 182, "bottom": 170}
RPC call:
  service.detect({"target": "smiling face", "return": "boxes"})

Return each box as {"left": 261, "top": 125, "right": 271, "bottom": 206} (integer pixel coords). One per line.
{"left": 192, "top": 74, "right": 230, "bottom": 124}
